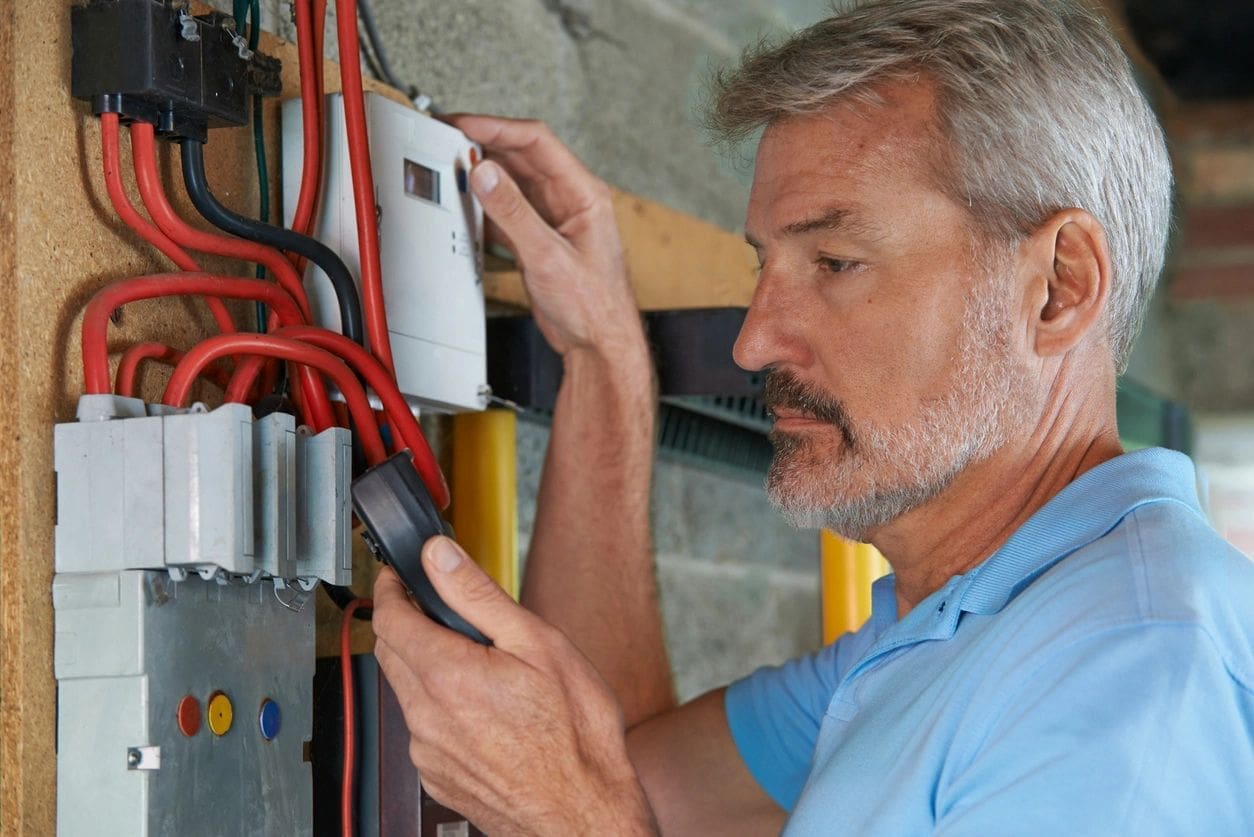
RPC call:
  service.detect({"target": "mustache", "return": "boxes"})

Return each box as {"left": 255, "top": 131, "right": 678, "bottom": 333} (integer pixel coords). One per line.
{"left": 762, "top": 369, "right": 856, "bottom": 448}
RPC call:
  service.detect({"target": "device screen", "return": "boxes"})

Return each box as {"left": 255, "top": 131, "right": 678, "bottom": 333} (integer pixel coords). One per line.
{"left": 404, "top": 159, "right": 440, "bottom": 204}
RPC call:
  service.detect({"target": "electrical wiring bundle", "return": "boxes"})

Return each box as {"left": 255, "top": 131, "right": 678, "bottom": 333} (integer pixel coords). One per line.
{"left": 57, "top": 3, "right": 461, "bottom": 834}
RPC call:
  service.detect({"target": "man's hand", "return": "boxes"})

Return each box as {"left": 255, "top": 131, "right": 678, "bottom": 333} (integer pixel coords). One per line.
{"left": 372, "top": 536, "right": 656, "bottom": 835}
{"left": 448, "top": 114, "right": 646, "bottom": 364}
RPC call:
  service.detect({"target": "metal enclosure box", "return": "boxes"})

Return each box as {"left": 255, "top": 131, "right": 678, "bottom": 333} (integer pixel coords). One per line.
{"left": 54, "top": 571, "right": 315, "bottom": 836}
{"left": 282, "top": 92, "right": 488, "bottom": 413}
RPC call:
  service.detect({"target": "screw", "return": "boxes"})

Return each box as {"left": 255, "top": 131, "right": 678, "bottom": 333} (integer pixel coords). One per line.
{"left": 127, "top": 748, "right": 142, "bottom": 768}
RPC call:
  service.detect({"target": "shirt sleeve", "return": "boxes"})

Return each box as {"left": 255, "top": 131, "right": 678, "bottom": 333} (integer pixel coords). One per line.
{"left": 934, "top": 622, "right": 1254, "bottom": 836}
{"left": 724, "top": 624, "right": 877, "bottom": 811}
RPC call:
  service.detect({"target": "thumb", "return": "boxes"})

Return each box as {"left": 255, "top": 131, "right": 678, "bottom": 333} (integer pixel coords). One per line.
{"left": 469, "top": 160, "right": 566, "bottom": 266}
{"left": 423, "top": 536, "right": 537, "bottom": 648}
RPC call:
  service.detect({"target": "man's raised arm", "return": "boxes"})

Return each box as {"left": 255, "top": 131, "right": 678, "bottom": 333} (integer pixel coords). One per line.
{"left": 372, "top": 115, "right": 784, "bottom": 833}
{"left": 448, "top": 114, "right": 673, "bottom": 726}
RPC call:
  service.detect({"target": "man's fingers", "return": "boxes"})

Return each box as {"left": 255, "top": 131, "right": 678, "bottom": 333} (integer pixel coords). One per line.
{"left": 371, "top": 566, "right": 439, "bottom": 650}
{"left": 470, "top": 161, "right": 569, "bottom": 271}
{"left": 422, "top": 536, "right": 544, "bottom": 651}
{"left": 449, "top": 114, "right": 591, "bottom": 182}
{"left": 374, "top": 635, "right": 424, "bottom": 700}
{"left": 452, "top": 114, "right": 609, "bottom": 222}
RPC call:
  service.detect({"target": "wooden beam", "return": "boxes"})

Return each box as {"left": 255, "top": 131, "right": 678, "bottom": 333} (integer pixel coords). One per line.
{"left": 484, "top": 192, "right": 757, "bottom": 311}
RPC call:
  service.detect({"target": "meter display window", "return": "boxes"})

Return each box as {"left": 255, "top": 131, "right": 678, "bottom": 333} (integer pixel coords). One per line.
{"left": 403, "top": 159, "right": 440, "bottom": 204}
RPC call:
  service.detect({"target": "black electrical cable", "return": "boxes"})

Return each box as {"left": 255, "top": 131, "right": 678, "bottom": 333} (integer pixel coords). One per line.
{"left": 324, "top": 582, "right": 373, "bottom": 620}
{"left": 356, "top": 0, "right": 418, "bottom": 100}
{"left": 179, "top": 138, "right": 366, "bottom": 346}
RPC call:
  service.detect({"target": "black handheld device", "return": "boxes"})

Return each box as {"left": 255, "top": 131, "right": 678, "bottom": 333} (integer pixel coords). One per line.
{"left": 351, "top": 452, "right": 491, "bottom": 645}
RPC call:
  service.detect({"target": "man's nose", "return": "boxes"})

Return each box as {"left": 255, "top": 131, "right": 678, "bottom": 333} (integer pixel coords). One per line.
{"left": 733, "top": 266, "right": 811, "bottom": 373}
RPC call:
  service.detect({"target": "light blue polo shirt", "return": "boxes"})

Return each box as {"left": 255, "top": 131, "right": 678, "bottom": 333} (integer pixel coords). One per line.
{"left": 726, "top": 448, "right": 1254, "bottom": 834}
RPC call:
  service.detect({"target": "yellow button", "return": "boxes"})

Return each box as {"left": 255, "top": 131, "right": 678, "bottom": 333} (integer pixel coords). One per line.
{"left": 207, "top": 692, "right": 234, "bottom": 736}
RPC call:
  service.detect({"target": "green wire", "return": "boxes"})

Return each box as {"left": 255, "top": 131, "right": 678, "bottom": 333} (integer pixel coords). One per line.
{"left": 240, "top": 0, "right": 269, "bottom": 331}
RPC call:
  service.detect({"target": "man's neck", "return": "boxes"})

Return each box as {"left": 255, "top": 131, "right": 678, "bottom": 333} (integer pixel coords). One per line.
{"left": 870, "top": 392, "right": 1124, "bottom": 617}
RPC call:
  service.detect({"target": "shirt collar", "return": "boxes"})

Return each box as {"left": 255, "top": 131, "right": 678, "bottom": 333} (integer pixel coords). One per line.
{"left": 956, "top": 447, "right": 1201, "bottom": 616}
{"left": 865, "top": 448, "right": 1201, "bottom": 629}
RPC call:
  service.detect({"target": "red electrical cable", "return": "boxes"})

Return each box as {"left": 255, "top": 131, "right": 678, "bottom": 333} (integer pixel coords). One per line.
{"left": 224, "top": 325, "right": 449, "bottom": 506}
{"left": 129, "top": 122, "right": 315, "bottom": 322}
{"left": 224, "top": 355, "right": 273, "bottom": 404}
{"left": 99, "top": 113, "right": 236, "bottom": 335}
{"left": 289, "top": 0, "right": 323, "bottom": 247}
{"left": 163, "top": 334, "right": 387, "bottom": 464}
{"left": 115, "top": 342, "right": 233, "bottom": 397}
{"left": 124, "top": 130, "right": 336, "bottom": 427}
{"left": 313, "top": 0, "right": 327, "bottom": 115}
{"left": 339, "top": 597, "right": 372, "bottom": 837}
{"left": 276, "top": 326, "right": 449, "bottom": 508}
{"left": 82, "top": 273, "right": 303, "bottom": 391}
{"left": 335, "top": 0, "right": 396, "bottom": 376}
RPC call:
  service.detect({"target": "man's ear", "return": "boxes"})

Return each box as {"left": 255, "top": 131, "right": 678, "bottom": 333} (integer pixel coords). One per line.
{"left": 1023, "top": 209, "right": 1112, "bottom": 359}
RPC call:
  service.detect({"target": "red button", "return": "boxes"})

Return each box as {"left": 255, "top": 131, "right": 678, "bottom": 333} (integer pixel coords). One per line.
{"left": 469, "top": 147, "right": 480, "bottom": 166}
{"left": 177, "top": 695, "right": 201, "bottom": 737}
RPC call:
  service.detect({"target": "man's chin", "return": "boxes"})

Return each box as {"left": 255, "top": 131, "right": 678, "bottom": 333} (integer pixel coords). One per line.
{"left": 765, "top": 451, "right": 949, "bottom": 540}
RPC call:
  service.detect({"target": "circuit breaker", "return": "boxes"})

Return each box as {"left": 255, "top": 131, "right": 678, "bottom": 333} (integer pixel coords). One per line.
{"left": 282, "top": 93, "right": 489, "bottom": 413}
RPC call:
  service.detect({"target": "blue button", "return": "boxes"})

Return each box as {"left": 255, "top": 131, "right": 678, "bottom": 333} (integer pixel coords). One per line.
{"left": 258, "top": 698, "right": 281, "bottom": 741}
{"left": 456, "top": 168, "right": 468, "bottom": 193}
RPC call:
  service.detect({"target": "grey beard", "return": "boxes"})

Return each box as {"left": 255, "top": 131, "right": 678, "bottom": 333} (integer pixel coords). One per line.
{"left": 766, "top": 429, "right": 971, "bottom": 542}
{"left": 762, "top": 260, "right": 1034, "bottom": 541}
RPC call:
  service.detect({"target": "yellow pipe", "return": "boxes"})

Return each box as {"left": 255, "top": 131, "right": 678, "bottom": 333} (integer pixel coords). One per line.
{"left": 450, "top": 410, "right": 519, "bottom": 600}
{"left": 820, "top": 532, "right": 890, "bottom": 644}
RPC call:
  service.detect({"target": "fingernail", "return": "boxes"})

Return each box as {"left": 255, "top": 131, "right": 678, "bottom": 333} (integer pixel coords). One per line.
{"left": 431, "top": 537, "right": 464, "bottom": 573}
{"left": 471, "top": 161, "right": 500, "bottom": 196}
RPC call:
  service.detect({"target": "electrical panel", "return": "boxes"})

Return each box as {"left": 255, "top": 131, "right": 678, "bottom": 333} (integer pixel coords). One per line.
{"left": 282, "top": 93, "right": 489, "bottom": 414}
{"left": 53, "top": 396, "right": 352, "bottom": 835}
{"left": 62, "top": 0, "right": 476, "bottom": 830}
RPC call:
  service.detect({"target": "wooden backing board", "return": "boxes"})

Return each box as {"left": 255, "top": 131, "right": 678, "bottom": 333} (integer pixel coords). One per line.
{"left": 0, "top": 3, "right": 756, "bottom": 830}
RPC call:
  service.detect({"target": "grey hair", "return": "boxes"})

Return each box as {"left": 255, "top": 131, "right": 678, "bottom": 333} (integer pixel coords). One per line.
{"left": 706, "top": 0, "right": 1173, "bottom": 372}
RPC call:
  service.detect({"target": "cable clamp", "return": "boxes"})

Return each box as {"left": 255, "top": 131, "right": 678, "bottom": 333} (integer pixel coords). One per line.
{"left": 273, "top": 584, "right": 312, "bottom": 612}
{"left": 483, "top": 389, "right": 522, "bottom": 413}
{"left": 177, "top": 7, "right": 200, "bottom": 42}
{"left": 231, "top": 33, "right": 254, "bottom": 60}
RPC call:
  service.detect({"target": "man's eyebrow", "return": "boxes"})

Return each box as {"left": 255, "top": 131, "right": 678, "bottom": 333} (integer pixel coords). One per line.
{"left": 744, "top": 207, "right": 869, "bottom": 249}
{"left": 781, "top": 207, "right": 855, "bottom": 236}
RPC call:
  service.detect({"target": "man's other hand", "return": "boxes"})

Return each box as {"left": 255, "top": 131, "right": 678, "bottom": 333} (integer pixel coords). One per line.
{"left": 372, "top": 537, "right": 656, "bottom": 835}
{"left": 447, "top": 114, "right": 646, "bottom": 364}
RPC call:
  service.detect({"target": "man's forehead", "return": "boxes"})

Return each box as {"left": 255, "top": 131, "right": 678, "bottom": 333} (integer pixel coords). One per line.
{"left": 745, "top": 84, "right": 948, "bottom": 235}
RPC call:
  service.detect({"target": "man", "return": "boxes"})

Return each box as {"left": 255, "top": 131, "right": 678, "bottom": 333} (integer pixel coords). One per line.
{"left": 371, "top": 0, "right": 1254, "bottom": 832}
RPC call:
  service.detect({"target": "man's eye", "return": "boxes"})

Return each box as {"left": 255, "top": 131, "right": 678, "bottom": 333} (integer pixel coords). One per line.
{"left": 817, "top": 257, "right": 858, "bottom": 274}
